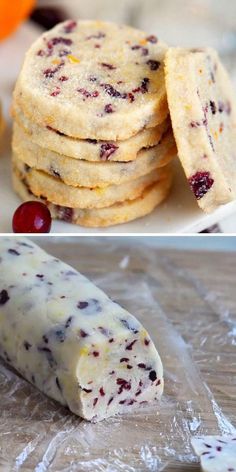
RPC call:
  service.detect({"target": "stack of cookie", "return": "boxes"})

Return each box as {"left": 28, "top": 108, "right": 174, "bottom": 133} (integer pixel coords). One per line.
{"left": 12, "top": 20, "right": 176, "bottom": 227}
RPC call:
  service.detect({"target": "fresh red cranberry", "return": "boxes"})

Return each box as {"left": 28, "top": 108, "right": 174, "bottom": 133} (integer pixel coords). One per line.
{"left": 188, "top": 171, "right": 214, "bottom": 199}
{"left": 31, "top": 7, "right": 66, "bottom": 31}
{"left": 12, "top": 202, "right": 52, "bottom": 233}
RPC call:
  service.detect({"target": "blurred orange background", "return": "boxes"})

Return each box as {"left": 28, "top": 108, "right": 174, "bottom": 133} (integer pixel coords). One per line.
{"left": 0, "top": 0, "right": 35, "bottom": 40}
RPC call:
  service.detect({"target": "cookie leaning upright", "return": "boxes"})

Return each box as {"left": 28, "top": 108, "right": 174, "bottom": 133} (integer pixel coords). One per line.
{"left": 13, "top": 20, "right": 168, "bottom": 141}
{"left": 165, "top": 47, "right": 236, "bottom": 212}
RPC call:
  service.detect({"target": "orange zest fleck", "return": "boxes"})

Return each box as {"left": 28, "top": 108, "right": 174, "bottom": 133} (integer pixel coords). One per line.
{"left": 51, "top": 59, "right": 61, "bottom": 65}
{"left": 219, "top": 123, "right": 224, "bottom": 133}
{"left": 68, "top": 54, "right": 80, "bottom": 64}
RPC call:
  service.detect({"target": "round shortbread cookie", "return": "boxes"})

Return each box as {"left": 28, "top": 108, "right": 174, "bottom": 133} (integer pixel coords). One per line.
{"left": 13, "top": 154, "right": 171, "bottom": 209}
{"left": 13, "top": 20, "right": 168, "bottom": 140}
{"left": 165, "top": 47, "right": 236, "bottom": 213}
{"left": 13, "top": 105, "right": 170, "bottom": 162}
{"left": 13, "top": 168, "right": 173, "bottom": 227}
{"left": 13, "top": 124, "right": 176, "bottom": 188}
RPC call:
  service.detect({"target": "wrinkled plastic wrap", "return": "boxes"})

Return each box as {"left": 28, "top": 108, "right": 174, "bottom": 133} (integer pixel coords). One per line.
{"left": 0, "top": 238, "right": 235, "bottom": 471}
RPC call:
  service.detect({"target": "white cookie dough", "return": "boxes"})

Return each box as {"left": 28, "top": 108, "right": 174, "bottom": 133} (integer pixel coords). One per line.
{"left": 0, "top": 238, "right": 164, "bottom": 421}
{"left": 191, "top": 435, "right": 236, "bottom": 472}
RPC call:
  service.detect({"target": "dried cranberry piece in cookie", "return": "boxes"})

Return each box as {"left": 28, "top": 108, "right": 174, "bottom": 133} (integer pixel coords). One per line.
{"left": 131, "top": 45, "right": 149, "bottom": 56}
{"left": 47, "top": 37, "right": 73, "bottom": 49}
{"left": 100, "top": 63, "right": 116, "bottom": 70}
{"left": 188, "top": 171, "right": 214, "bottom": 200}
{"left": 191, "top": 435, "right": 236, "bottom": 472}
{"left": 0, "top": 290, "right": 10, "bottom": 305}
{"left": 100, "top": 143, "right": 118, "bottom": 160}
{"left": 146, "top": 35, "right": 158, "bottom": 43}
{"left": 210, "top": 100, "right": 217, "bottom": 115}
{"left": 56, "top": 206, "right": 74, "bottom": 222}
{"left": 63, "top": 20, "right": 77, "bottom": 34}
{"left": 133, "top": 78, "right": 150, "bottom": 94}
{"left": 43, "top": 61, "right": 64, "bottom": 78}
{"left": 59, "top": 75, "right": 68, "bottom": 82}
{"left": 101, "top": 84, "right": 127, "bottom": 99}
{"left": 50, "top": 87, "right": 61, "bottom": 97}
{"left": 58, "top": 49, "right": 71, "bottom": 57}
{"left": 146, "top": 59, "right": 160, "bottom": 71}
{"left": 77, "top": 88, "right": 99, "bottom": 99}
{"left": 104, "top": 104, "right": 114, "bottom": 113}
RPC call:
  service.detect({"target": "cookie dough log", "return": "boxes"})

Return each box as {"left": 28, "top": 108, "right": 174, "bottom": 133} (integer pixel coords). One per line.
{"left": 0, "top": 238, "right": 163, "bottom": 421}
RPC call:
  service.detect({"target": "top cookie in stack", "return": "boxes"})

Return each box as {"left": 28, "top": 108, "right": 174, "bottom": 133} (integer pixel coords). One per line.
{"left": 12, "top": 20, "right": 176, "bottom": 227}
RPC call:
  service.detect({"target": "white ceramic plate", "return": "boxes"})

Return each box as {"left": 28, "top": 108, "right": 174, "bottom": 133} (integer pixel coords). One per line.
{"left": 1, "top": 22, "right": 236, "bottom": 234}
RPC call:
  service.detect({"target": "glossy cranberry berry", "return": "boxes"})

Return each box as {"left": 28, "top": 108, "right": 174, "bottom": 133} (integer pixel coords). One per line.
{"left": 12, "top": 201, "right": 52, "bottom": 233}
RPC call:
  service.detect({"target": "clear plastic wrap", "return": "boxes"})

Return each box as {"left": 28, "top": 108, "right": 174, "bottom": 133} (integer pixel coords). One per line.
{"left": 0, "top": 238, "right": 235, "bottom": 471}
